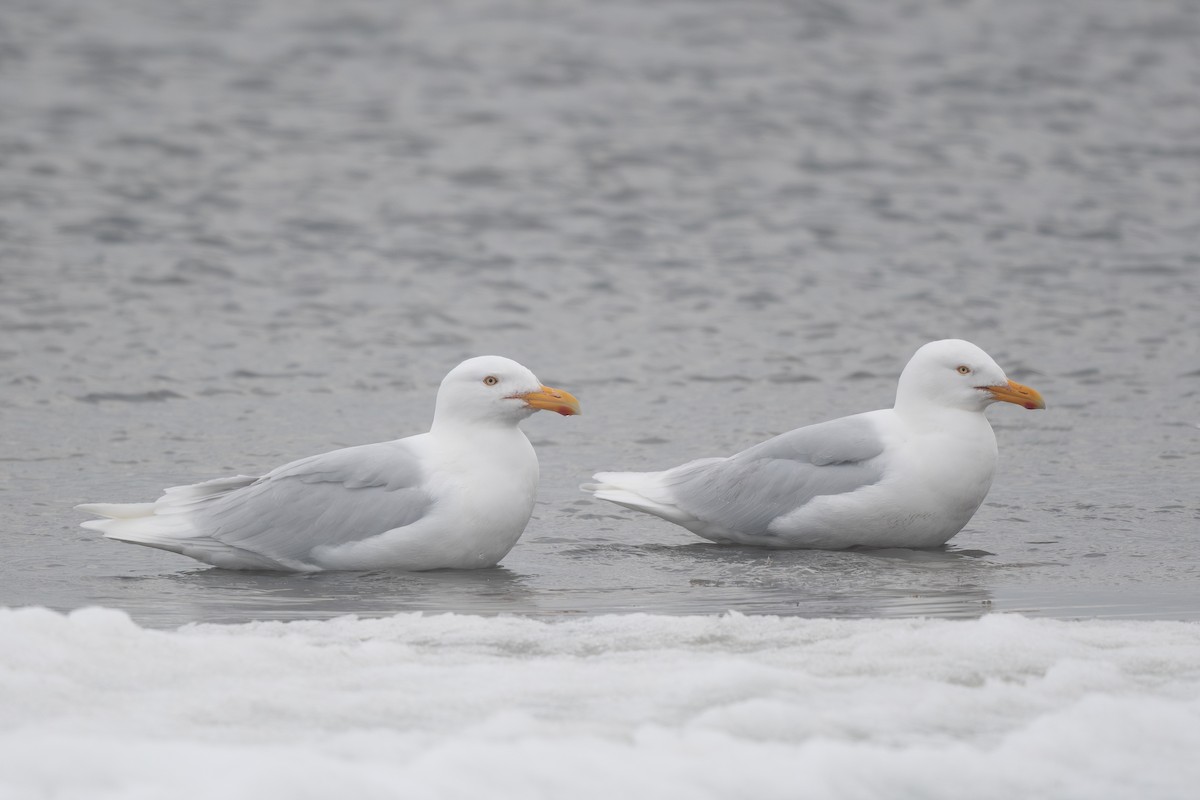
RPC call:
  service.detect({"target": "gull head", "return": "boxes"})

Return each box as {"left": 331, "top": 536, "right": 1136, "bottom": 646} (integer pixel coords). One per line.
{"left": 433, "top": 355, "right": 581, "bottom": 428}
{"left": 895, "top": 339, "right": 1045, "bottom": 415}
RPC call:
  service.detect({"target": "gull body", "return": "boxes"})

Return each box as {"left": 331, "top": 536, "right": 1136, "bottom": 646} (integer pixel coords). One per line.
{"left": 79, "top": 356, "right": 580, "bottom": 571}
{"left": 584, "top": 340, "right": 1044, "bottom": 549}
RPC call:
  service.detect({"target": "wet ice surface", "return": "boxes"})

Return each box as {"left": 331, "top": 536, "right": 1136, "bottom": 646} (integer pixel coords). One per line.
{"left": 2, "top": 0, "right": 1199, "bottom": 626}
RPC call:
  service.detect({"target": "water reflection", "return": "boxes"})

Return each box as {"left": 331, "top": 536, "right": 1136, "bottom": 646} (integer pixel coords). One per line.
{"left": 84, "top": 540, "right": 1009, "bottom": 626}
{"left": 100, "top": 566, "right": 538, "bottom": 626}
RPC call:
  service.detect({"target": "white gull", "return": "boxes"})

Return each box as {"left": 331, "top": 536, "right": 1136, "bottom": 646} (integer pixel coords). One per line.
{"left": 79, "top": 356, "right": 580, "bottom": 571}
{"left": 584, "top": 339, "right": 1044, "bottom": 549}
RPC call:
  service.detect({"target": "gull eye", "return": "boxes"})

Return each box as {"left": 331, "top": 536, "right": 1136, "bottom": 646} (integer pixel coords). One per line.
{"left": 482, "top": 376, "right": 499, "bottom": 386}
{"left": 956, "top": 365, "right": 972, "bottom": 375}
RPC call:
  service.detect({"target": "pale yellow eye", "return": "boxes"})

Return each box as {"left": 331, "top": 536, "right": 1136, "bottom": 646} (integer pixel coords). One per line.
{"left": 956, "top": 365, "right": 972, "bottom": 375}
{"left": 483, "top": 376, "right": 499, "bottom": 386}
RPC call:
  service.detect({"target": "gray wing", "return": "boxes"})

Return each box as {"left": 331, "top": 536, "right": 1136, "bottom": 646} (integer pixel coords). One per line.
{"left": 662, "top": 413, "right": 886, "bottom": 535}
{"left": 194, "top": 438, "right": 434, "bottom": 561}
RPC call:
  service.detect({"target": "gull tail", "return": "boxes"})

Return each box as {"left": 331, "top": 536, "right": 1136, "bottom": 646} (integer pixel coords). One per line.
{"left": 77, "top": 475, "right": 274, "bottom": 567}
{"left": 581, "top": 469, "right": 695, "bottom": 526}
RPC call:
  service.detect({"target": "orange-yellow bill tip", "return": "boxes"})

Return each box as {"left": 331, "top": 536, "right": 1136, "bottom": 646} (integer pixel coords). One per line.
{"left": 520, "top": 384, "right": 581, "bottom": 416}
{"left": 986, "top": 379, "right": 1046, "bottom": 410}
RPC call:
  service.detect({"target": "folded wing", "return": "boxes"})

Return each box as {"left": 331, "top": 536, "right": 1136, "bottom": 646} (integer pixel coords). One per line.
{"left": 591, "top": 413, "right": 887, "bottom": 539}
{"left": 84, "top": 438, "right": 435, "bottom": 570}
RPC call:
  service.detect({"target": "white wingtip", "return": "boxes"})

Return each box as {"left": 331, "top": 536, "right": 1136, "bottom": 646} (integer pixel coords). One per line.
{"left": 581, "top": 471, "right": 695, "bottom": 525}
{"left": 75, "top": 474, "right": 296, "bottom": 570}
{"left": 76, "top": 502, "right": 156, "bottom": 519}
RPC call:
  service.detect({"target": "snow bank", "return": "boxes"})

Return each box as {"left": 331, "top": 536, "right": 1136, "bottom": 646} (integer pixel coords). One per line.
{"left": 2, "top": 608, "right": 1198, "bottom": 800}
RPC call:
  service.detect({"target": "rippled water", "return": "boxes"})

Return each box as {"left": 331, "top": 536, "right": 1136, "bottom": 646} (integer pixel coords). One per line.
{"left": 2, "top": 0, "right": 1198, "bottom": 626}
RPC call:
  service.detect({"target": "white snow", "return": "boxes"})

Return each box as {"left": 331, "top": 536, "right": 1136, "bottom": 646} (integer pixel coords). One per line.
{"left": 2, "top": 607, "right": 1199, "bottom": 800}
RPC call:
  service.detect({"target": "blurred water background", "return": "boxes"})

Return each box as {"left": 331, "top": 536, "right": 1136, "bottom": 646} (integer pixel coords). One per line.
{"left": 1, "top": 0, "right": 1198, "bottom": 625}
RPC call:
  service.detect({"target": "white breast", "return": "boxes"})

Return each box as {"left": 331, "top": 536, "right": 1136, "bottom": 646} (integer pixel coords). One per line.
{"left": 875, "top": 411, "right": 998, "bottom": 546}
{"left": 422, "top": 427, "right": 541, "bottom": 567}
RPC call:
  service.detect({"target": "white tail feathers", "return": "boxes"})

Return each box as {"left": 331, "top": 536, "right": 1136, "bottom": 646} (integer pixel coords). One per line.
{"left": 76, "top": 474, "right": 261, "bottom": 562}
{"left": 79, "top": 512, "right": 194, "bottom": 546}
{"left": 582, "top": 471, "right": 694, "bottom": 526}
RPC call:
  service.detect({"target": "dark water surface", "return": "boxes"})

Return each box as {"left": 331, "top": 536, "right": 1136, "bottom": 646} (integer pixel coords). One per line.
{"left": 1, "top": 0, "right": 1197, "bottom": 626}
